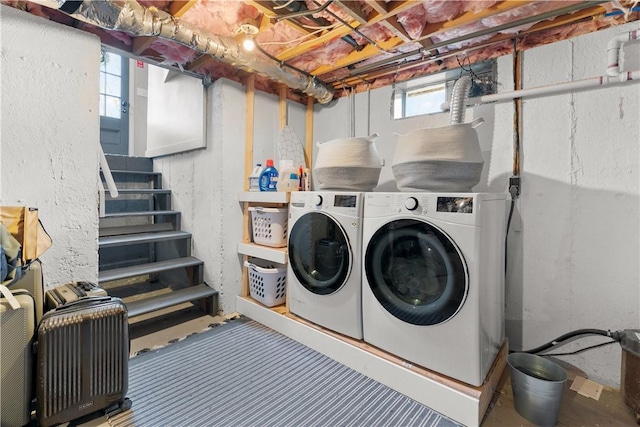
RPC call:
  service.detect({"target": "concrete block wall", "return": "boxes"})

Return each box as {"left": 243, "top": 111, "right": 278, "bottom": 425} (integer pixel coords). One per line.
{"left": 0, "top": 5, "right": 100, "bottom": 287}
{"left": 313, "top": 22, "right": 639, "bottom": 387}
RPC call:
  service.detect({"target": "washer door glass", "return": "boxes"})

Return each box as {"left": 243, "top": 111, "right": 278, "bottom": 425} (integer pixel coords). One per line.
{"left": 289, "top": 212, "right": 351, "bottom": 295}
{"left": 364, "top": 219, "right": 467, "bottom": 325}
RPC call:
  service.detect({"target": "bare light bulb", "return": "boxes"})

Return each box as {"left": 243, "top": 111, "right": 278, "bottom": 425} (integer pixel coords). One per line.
{"left": 242, "top": 37, "right": 255, "bottom": 51}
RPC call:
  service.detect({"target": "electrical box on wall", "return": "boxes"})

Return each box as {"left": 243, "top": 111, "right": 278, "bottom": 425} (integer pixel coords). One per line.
{"left": 619, "top": 39, "right": 640, "bottom": 72}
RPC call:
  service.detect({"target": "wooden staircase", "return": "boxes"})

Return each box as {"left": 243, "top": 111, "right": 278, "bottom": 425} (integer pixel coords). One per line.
{"left": 99, "top": 155, "right": 217, "bottom": 321}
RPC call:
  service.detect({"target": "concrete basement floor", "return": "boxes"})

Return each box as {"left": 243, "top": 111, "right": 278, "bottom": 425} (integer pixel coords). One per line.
{"left": 75, "top": 306, "right": 638, "bottom": 426}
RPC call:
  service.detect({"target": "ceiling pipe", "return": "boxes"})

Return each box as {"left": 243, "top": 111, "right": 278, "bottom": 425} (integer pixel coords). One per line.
{"left": 47, "top": 0, "right": 335, "bottom": 104}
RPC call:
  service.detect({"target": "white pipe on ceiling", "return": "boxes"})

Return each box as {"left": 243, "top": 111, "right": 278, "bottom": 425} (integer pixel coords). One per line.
{"left": 443, "top": 71, "right": 639, "bottom": 109}
{"left": 442, "top": 27, "right": 640, "bottom": 110}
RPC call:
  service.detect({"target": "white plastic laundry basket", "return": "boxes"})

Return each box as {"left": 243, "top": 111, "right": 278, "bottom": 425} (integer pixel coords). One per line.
{"left": 244, "top": 259, "right": 287, "bottom": 307}
{"left": 248, "top": 207, "right": 288, "bottom": 248}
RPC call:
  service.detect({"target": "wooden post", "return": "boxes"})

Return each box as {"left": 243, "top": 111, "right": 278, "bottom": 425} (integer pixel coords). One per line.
{"left": 305, "top": 96, "right": 314, "bottom": 174}
{"left": 241, "top": 75, "right": 255, "bottom": 297}
{"left": 279, "top": 85, "right": 287, "bottom": 130}
{"left": 244, "top": 75, "right": 255, "bottom": 191}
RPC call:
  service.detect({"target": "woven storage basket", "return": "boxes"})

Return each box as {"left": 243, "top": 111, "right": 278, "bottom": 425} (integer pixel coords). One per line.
{"left": 244, "top": 259, "right": 287, "bottom": 307}
{"left": 248, "top": 207, "right": 288, "bottom": 248}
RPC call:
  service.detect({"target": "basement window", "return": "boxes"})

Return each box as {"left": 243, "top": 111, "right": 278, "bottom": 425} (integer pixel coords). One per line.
{"left": 392, "top": 60, "right": 497, "bottom": 120}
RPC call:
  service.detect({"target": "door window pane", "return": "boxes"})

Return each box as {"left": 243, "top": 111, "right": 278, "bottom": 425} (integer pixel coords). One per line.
{"left": 105, "top": 52, "right": 121, "bottom": 76}
{"left": 106, "top": 74, "right": 121, "bottom": 97}
{"left": 105, "top": 95, "right": 121, "bottom": 119}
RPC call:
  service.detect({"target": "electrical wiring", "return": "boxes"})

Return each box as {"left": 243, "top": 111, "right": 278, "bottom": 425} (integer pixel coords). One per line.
{"left": 259, "top": 26, "right": 329, "bottom": 46}
{"left": 504, "top": 198, "right": 515, "bottom": 274}
{"left": 516, "top": 328, "right": 622, "bottom": 355}
{"left": 273, "top": 0, "right": 295, "bottom": 10}
{"left": 542, "top": 340, "right": 617, "bottom": 357}
{"left": 255, "top": 43, "right": 313, "bottom": 77}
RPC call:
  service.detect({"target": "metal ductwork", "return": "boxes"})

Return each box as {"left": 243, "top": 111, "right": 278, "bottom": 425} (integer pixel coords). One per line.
{"left": 54, "top": 0, "right": 335, "bottom": 104}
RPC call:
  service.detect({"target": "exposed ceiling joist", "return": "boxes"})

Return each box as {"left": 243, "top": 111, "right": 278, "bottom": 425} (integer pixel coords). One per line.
{"left": 364, "top": 1, "right": 388, "bottom": 16}
{"left": 10, "top": 0, "right": 635, "bottom": 102}
{"left": 332, "top": 0, "right": 368, "bottom": 25}
{"left": 276, "top": 0, "right": 420, "bottom": 61}
{"left": 420, "top": 0, "right": 537, "bottom": 39}
{"left": 245, "top": 0, "right": 315, "bottom": 36}
{"left": 133, "top": 36, "right": 156, "bottom": 55}
{"left": 312, "top": 37, "right": 404, "bottom": 76}
{"left": 168, "top": 0, "right": 197, "bottom": 18}
{"left": 379, "top": 16, "right": 413, "bottom": 43}
{"left": 311, "top": 1, "right": 530, "bottom": 77}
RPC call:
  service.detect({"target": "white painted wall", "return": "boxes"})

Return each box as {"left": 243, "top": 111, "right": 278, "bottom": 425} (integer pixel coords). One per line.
{"left": 0, "top": 5, "right": 100, "bottom": 287}
{"left": 146, "top": 65, "right": 207, "bottom": 157}
{"left": 130, "top": 59, "right": 148, "bottom": 157}
{"left": 153, "top": 80, "right": 308, "bottom": 313}
{"left": 313, "top": 22, "right": 640, "bottom": 387}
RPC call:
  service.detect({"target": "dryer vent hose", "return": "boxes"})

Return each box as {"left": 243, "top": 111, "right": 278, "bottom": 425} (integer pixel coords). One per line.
{"left": 449, "top": 75, "right": 473, "bottom": 125}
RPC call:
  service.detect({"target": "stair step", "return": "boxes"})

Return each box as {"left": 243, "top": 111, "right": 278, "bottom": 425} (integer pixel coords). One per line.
{"left": 126, "top": 284, "right": 217, "bottom": 318}
{"left": 104, "top": 155, "right": 153, "bottom": 172}
{"left": 99, "top": 223, "right": 174, "bottom": 237}
{"left": 109, "top": 188, "right": 171, "bottom": 195}
{"left": 99, "top": 230, "right": 191, "bottom": 248}
{"left": 99, "top": 256, "right": 203, "bottom": 282}
{"left": 104, "top": 170, "right": 161, "bottom": 177}
{"left": 102, "top": 210, "right": 179, "bottom": 218}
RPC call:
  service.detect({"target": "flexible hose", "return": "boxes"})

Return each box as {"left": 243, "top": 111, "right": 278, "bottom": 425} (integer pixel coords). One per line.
{"left": 520, "top": 328, "right": 620, "bottom": 354}
{"left": 449, "top": 75, "right": 473, "bottom": 125}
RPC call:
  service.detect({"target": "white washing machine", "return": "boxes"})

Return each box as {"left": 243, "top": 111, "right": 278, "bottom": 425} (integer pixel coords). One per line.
{"left": 288, "top": 191, "right": 363, "bottom": 339}
{"left": 362, "top": 192, "right": 506, "bottom": 386}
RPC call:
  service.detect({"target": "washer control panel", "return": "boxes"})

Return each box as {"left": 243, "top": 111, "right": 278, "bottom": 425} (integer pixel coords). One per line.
{"left": 290, "top": 191, "right": 363, "bottom": 216}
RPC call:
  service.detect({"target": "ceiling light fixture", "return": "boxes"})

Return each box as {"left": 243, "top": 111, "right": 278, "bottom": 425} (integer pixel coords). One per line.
{"left": 236, "top": 20, "right": 260, "bottom": 52}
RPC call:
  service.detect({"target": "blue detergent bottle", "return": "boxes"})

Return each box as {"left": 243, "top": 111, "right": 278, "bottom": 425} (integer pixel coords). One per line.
{"left": 259, "top": 159, "right": 278, "bottom": 191}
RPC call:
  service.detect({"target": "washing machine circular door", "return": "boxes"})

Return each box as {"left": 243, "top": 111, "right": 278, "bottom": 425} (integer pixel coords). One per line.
{"left": 364, "top": 218, "right": 468, "bottom": 325}
{"left": 288, "top": 211, "right": 352, "bottom": 295}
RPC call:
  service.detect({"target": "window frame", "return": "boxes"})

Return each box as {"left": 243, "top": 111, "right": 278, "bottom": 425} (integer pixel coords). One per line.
{"left": 391, "top": 60, "right": 497, "bottom": 120}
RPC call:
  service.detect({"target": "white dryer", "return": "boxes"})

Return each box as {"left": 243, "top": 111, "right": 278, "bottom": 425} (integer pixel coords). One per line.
{"left": 362, "top": 192, "right": 506, "bottom": 386}
{"left": 288, "top": 191, "right": 363, "bottom": 339}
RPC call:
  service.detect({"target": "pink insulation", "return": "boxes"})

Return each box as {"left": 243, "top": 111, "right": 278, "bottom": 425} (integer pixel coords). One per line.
{"left": 351, "top": 23, "right": 394, "bottom": 46}
{"left": 81, "top": 23, "right": 133, "bottom": 47}
{"left": 430, "top": 1, "right": 587, "bottom": 52}
{"left": 482, "top": 1, "right": 583, "bottom": 34}
{"left": 290, "top": 38, "right": 354, "bottom": 72}
{"left": 256, "top": 22, "right": 311, "bottom": 56}
{"left": 3, "top": 0, "right": 637, "bottom": 102}
{"left": 394, "top": 0, "right": 500, "bottom": 40}
{"left": 148, "top": 39, "right": 199, "bottom": 65}
{"left": 181, "top": 0, "right": 261, "bottom": 38}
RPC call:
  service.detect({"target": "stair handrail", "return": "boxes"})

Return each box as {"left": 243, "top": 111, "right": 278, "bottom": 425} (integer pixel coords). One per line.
{"left": 98, "top": 145, "right": 118, "bottom": 218}
{"left": 99, "top": 145, "right": 119, "bottom": 199}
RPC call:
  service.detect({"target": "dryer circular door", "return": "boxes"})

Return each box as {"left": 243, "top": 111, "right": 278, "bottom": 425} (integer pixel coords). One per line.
{"left": 364, "top": 218, "right": 468, "bottom": 326}
{"left": 289, "top": 212, "right": 352, "bottom": 295}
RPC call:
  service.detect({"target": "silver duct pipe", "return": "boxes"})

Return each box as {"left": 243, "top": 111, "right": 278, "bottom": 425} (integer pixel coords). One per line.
{"left": 55, "top": 0, "right": 335, "bottom": 104}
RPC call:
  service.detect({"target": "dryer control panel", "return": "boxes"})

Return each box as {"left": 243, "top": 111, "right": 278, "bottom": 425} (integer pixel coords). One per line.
{"left": 363, "top": 192, "right": 497, "bottom": 226}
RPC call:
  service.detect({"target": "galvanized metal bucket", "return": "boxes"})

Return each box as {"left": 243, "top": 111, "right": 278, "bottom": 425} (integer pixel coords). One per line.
{"left": 508, "top": 352, "right": 567, "bottom": 426}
